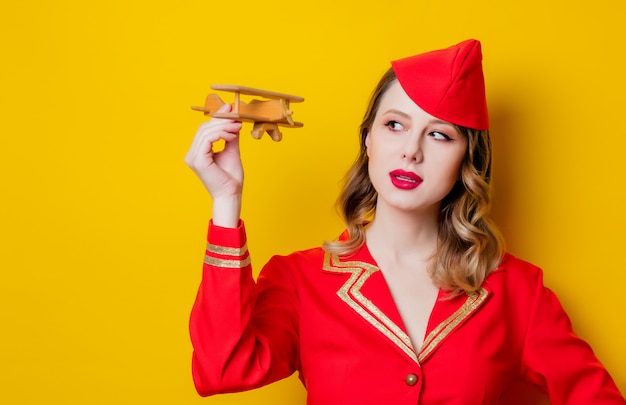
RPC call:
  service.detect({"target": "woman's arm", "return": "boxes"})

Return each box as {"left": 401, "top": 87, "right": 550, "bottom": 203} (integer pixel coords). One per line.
{"left": 186, "top": 113, "right": 300, "bottom": 395}
{"left": 189, "top": 221, "right": 300, "bottom": 395}
{"left": 521, "top": 270, "right": 625, "bottom": 404}
{"left": 185, "top": 103, "right": 243, "bottom": 228}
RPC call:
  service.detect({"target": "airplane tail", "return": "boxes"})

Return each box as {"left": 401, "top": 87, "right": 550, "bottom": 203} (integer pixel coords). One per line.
{"left": 191, "top": 93, "right": 224, "bottom": 115}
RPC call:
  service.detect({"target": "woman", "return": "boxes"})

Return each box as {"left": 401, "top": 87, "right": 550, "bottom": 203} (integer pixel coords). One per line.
{"left": 185, "top": 40, "right": 625, "bottom": 404}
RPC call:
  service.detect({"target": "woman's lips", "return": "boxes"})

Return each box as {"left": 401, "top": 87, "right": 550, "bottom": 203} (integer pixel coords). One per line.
{"left": 389, "top": 169, "right": 423, "bottom": 190}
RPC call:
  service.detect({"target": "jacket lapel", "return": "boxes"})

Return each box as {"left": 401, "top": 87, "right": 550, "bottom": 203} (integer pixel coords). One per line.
{"left": 418, "top": 287, "right": 490, "bottom": 363}
{"left": 323, "top": 250, "right": 419, "bottom": 363}
{"left": 322, "top": 243, "right": 491, "bottom": 366}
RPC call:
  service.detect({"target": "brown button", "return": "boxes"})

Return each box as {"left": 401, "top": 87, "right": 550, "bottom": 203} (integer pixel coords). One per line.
{"left": 405, "top": 373, "right": 418, "bottom": 386}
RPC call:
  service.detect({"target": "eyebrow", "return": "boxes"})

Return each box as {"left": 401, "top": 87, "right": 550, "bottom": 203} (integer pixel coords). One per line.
{"left": 383, "top": 109, "right": 456, "bottom": 127}
{"left": 383, "top": 109, "right": 411, "bottom": 119}
{"left": 429, "top": 119, "right": 456, "bottom": 128}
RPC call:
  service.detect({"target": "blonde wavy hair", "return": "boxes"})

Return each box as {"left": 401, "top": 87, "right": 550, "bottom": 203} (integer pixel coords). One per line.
{"left": 323, "top": 68, "right": 504, "bottom": 294}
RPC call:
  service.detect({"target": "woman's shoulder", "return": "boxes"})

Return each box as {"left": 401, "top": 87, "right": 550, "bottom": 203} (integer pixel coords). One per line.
{"left": 264, "top": 229, "right": 350, "bottom": 268}
{"left": 263, "top": 244, "right": 328, "bottom": 274}
{"left": 498, "top": 252, "right": 542, "bottom": 272}
{"left": 256, "top": 245, "right": 330, "bottom": 288}
{"left": 484, "top": 252, "right": 546, "bottom": 292}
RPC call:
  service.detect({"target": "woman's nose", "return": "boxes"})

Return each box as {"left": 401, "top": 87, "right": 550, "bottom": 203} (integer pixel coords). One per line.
{"left": 401, "top": 138, "right": 423, "bottom": 162}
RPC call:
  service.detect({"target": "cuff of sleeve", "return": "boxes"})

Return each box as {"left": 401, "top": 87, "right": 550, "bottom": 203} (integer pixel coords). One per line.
{"left": 208, "top": 219, "right": 246, "bottom": 247}
{"left": 204, "top": 220, "right": 249, "bottom": 269}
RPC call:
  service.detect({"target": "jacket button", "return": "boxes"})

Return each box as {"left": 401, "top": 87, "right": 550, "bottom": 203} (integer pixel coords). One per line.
{"left": 405, "top": 373, "right": 418, "bottom": 386}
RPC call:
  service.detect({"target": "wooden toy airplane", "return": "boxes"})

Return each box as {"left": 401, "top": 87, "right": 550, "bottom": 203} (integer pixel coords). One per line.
{"left": 192, "top": 84, "right": 304, "bottom": 142}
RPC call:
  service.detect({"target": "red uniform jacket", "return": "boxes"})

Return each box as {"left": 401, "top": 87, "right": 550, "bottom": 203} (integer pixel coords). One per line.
{"left": 189, "top": 221, "right": 625, "bottom": 404}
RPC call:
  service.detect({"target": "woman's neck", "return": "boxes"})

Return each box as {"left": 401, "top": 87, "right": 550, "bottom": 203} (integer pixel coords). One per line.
{"left": 365, "top": 204, "right": 440, "bottom": 263}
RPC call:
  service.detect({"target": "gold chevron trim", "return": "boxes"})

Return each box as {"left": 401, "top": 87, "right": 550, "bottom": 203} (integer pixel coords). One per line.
{"left": 324, "top": 252, "right": 489, "bottom": 365}
{"left": 324, "top": 252, "right": 418, "bottom": 363}
{"left": 417, "top": 288, "right": 488, "bottom": 363}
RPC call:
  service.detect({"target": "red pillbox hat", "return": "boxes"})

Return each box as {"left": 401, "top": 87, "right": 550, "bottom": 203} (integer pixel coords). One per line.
{"left": 391, "top": 39, "right": 489, "bottom": 130}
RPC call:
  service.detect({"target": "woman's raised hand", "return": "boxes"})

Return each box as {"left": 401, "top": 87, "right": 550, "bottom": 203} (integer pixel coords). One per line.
{"left": 185, "top": 103, "right": 244, "bottom": 228}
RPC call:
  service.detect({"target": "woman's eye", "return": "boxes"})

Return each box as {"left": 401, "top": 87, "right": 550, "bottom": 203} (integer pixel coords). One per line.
{"left": 384, "top": 120, "right": 405, "bottom": 131}
{"left": 430, "top": 131, "right": 452, "bottom": 141}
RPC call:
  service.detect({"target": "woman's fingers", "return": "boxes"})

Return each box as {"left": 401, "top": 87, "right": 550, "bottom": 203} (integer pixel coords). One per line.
{"left": 185, "top": 105, "right": 242, "bottom": 171}
{"left": 185, "top": 102, "right": 245, "bottom": 200}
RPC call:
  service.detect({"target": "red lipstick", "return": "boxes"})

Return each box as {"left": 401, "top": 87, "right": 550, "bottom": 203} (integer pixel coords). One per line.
{"left": 389, "top": 169, "right": 423, "bottom": 190}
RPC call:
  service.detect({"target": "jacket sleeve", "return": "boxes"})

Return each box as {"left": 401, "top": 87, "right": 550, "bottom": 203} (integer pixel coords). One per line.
{"left": 189, "top": 220, "right": 300, "bottom": 396}
{"left": 520, "top": 267, "right": 625, "bottom": 404}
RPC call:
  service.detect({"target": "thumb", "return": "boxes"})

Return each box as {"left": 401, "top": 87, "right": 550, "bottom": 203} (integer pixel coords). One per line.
{"left": 216, "top": 102, "right": 232, "bottom": 113}
{"left": 222, "top": 128, "right": 241, "bottom": 155}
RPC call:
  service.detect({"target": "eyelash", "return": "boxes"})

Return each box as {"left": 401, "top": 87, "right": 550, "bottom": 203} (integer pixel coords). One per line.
{"left": 430, "top": 131, "right": 452, "bottom": 141}
{"left": 384, "top": 120, "right": 405, "bottom": 131}
{"left": 383, "top": 121, "right": 453, "bottom": 141}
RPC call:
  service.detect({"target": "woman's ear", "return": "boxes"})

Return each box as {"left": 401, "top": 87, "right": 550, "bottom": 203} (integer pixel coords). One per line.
{"left": 364, "top": 129, "right": 371, "bottom": 156}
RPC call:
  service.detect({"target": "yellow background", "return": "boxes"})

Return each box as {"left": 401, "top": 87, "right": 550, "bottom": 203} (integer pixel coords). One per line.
{"left": 1, "top": 0, "right": 624, "bottom": 403}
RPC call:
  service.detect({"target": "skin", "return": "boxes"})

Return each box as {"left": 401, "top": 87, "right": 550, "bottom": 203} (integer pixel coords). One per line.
{"left": 185, "top": 103, "right": 243, "bottom": 228}
{"left": 364, "top": 81, "right": 467, "bottom": 221}
{"left": 363, "top": 81, "right": 468, "bottom": 350}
